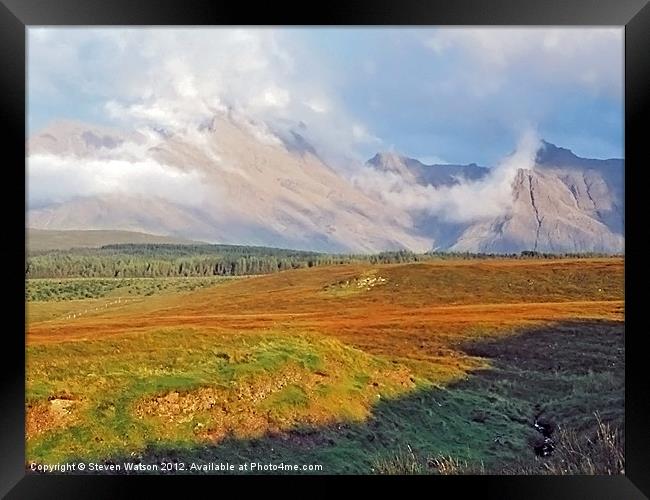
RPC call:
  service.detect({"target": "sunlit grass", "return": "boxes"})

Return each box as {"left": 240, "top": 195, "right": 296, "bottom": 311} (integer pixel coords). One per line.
{"left": 25, "top": 258, "right": 624, "bottom": 471}
{"left": 26, "top": 329, "right": 419, "bottom": 463}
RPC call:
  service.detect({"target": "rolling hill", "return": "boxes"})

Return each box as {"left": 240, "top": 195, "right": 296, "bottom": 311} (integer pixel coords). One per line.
{"left": 26, "top": 228, "right": 202, "bottom": 252}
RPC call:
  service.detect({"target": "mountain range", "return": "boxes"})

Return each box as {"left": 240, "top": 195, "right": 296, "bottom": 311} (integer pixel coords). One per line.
{"left": 27, "top": 115, "right": 624, "bottom": 254}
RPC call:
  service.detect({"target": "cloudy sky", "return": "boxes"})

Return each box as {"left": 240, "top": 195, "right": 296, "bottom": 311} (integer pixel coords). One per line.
{"left": 28, "top": 27, "right": 623, "bottom": 166}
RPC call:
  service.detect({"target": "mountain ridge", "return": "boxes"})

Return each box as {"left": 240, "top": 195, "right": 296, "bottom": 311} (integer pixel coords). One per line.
{"left": 27, "top": 116, "right": 624, "bottom": 254}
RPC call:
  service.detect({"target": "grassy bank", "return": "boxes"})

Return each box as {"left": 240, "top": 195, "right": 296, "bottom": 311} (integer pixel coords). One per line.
{"left": 26, "top": 259, "right": 624, "bottom": 473}
{"left": 27, "top": 319, "right": 623, "bottom": 473}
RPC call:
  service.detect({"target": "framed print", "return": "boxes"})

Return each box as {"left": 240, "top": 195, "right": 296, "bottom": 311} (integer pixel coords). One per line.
{"left": 1, "top": 0, "right": 648, "bottom": 497}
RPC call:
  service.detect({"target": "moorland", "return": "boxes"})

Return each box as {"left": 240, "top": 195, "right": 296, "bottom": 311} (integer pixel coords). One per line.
{"left": 25, "top": 246, "right": 624, "bottom": 474}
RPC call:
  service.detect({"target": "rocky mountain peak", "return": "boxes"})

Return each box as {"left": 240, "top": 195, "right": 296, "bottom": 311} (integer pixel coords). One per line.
{"left": 536, "top": 140, "right": 582, "bottom": 166}
{"left": 27, "top": 117, "right": 624, "bottom": 254}
{"left": 367, "top": 151, "right": 410, "bottom": 172}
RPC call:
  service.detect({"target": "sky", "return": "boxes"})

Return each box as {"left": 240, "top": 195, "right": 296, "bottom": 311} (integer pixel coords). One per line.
{"left": 28, "top": 27, "right": 624, "bottom": 166}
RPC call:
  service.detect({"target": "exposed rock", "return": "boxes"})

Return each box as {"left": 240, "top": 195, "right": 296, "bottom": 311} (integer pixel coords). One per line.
{"left": 27, "top": 114, "right": 624, "bottom": 254}
{"left": 366, "top": 142, "right": 623, "bottom": 254}
{"left": 28, "top": 115, "right": 430, "bottom": 253}
{"left": 451, "top": 167, "right": 623, "bottom": 253}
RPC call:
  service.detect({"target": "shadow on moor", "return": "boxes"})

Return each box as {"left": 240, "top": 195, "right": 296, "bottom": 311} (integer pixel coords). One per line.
{"left": 68, "top": 319, "right": 624, "bottom": 474}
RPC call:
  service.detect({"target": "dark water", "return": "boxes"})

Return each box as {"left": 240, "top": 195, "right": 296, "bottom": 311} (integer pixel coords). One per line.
{"left": 532, "top": 413, "right": 556, "bottom": 457}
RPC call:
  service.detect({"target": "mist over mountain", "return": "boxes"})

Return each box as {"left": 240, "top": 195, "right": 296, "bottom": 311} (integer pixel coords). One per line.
{"left": 27, "top": 114, "right": 624, "bottom": 254}
{"left": 27, "top": 115, "right": 430, "bottom": 253}
{"left": 367, "top": 152, "right": 489, "bottom": 187}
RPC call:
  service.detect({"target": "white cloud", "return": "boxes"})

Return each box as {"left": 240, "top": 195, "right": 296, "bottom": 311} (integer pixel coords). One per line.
{"left": 28, "top": 27, "right": 622, "bottom": 167}
{"left": 424, "top": 28, "right": 623, "bottom": 98}
{"left": 251, "top": 86, "right": 291, "bottom": 109}
{"left": 354, "top": 129, "right": 541, "bottom": 223}
{"left": 29, "top": 28, "right": 381, "bottom": 162}
{"left": 416, "top": 155, "right": 448, "bottom": 165}
{"left": 28, "top": 153, "right": 212, "bottom": 208}
{"left": 352, "top": 124, "right": 380, "bottom": 144}
{"left": 305, "top": 98, "right": 329, "bottom": 114}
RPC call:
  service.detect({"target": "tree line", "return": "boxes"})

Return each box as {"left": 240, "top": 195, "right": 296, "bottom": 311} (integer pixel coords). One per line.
{"left": 25, "top": 244, "right": 619, "bottom": 279}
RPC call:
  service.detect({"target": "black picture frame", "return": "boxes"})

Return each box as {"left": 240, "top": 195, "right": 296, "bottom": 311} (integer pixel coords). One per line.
{"left": 1, "top": 0, "right": 647, "bottom": 497}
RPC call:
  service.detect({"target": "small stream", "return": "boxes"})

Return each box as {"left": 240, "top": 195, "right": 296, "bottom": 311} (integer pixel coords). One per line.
{"left": 532, "top": 412, "right": 555, "bottom": 457}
